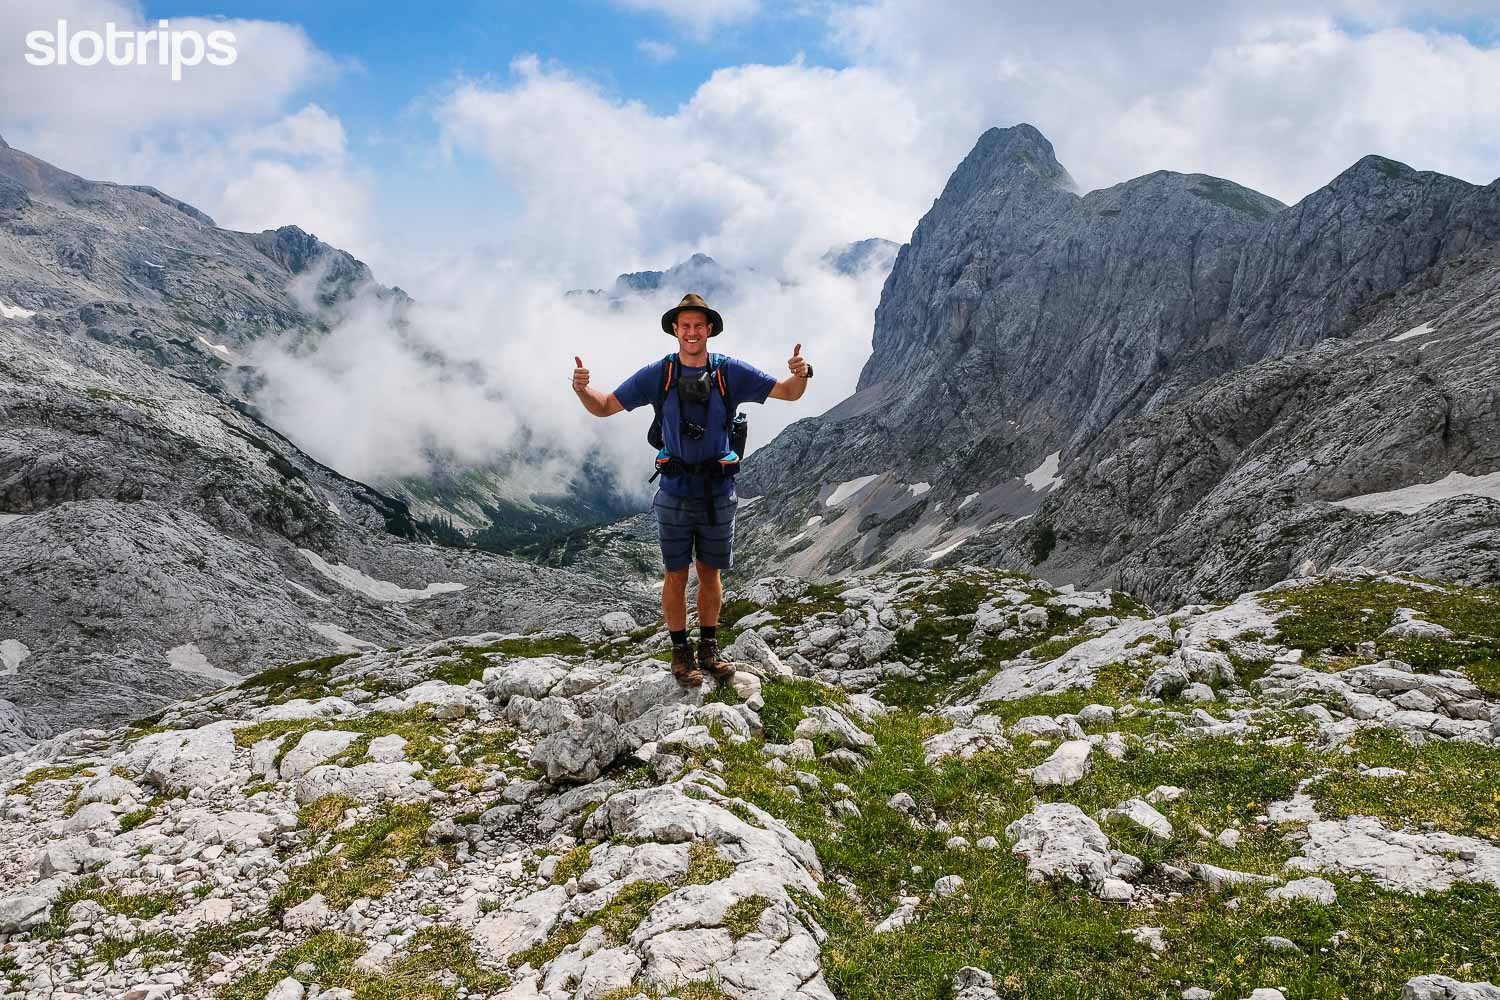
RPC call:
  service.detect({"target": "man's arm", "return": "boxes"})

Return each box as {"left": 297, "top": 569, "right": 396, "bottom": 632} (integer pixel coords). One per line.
{"left": 768, "top": 376, "right": 808, "bottom": 401}
{"left": 572, "top": 355, "right": 625, "bottom": 416}
{"left": 577, "top": 387, "right": 625, "bottom": 416}
{"left": 767, "top": 343, "right": 811, "bottom": 400}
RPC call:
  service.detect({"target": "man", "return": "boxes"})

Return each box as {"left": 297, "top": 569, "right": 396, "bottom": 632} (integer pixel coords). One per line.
{"left": 571, "top": 292, "right": 813, "bottom": 687}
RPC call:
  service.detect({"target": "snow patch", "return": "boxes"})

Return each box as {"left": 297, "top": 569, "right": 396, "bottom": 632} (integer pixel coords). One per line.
{"left": 826, "top": 474, "right": 880, "bottom": 506}
{"left": 1332, "top": 470, "right": 1500, "bottom": 515}
{"left": 297, "top": 548, "right": 466, "bottom": 602}
{"left": 286, "top": 580, "right": 331, "bottom": 604}
{"left": 0, "top": 640, "right": 30, "bottom": 677}
{"left": 958, "top": 492, "right": 979, "bottom": 510}
{"left": 1389, "top": 321, "right": 1438, "bottom": 343}
{"left": 0, "top": 300, "right": 36, "bottom": 320}
{"left": 195, "top": 335, "right": 233, "bottom": 356}
{"left": 166, "top": 643, "right": 243, "bottom": 686}
{"left": 307, "top": 622, "right": 380, "bottom": 649}
{"left": 1024, "top": 452, "right": 1062, "bottom": 492}
{"left": 908, "top": 482, "right": 931, "bottom": 497}
{"left": 925, "top": 537, "right": 966, "bottom": 561}
{"left": 0, "top": 513, "right": 25, "bottom": 529}
{"left": 805, "top": 515, "right": 824, "bottom": 527}
{"left": 736, "top": 495, "right": 763, "bottom": 509}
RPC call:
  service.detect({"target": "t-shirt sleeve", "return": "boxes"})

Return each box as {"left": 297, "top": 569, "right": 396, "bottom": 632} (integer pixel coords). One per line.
{"left": 612, "top": 362, "right": 660, "bottom": 412}
{"left": 727, "top": 357, "right": 779, "bottom": 405}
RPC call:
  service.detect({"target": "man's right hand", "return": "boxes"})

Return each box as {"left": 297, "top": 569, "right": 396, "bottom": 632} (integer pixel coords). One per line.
{"left": 572, "top": 356, "right": 589, "bottom": 393}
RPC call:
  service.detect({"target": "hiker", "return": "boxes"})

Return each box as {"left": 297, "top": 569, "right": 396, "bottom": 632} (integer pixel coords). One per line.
{"left": 571, "top": 292, "right": 814, "bottom": 687}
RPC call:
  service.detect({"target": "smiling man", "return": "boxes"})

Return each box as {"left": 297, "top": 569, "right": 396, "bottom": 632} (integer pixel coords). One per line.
{"left": 572, "top": 293, "right": 813, "bottom": 686}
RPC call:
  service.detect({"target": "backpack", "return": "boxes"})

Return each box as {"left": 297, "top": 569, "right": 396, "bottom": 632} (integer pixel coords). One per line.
{"left": 647, "top": 352, "right": 748, "bottom": 459}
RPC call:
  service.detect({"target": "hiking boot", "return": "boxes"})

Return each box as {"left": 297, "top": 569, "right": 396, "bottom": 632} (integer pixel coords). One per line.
{"left": 671, "top": 642, "right": 704, "bottom": 687}
{"left": 696, "top": 637, "right": 735, "bottom": 681}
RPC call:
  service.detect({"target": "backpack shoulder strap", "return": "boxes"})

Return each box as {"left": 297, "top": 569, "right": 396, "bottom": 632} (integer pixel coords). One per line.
{"left": 707, "top": 353, "right": 737, "bottom": 430}
{"left": 653, "top": 353, "right": 676, "bottom": 409}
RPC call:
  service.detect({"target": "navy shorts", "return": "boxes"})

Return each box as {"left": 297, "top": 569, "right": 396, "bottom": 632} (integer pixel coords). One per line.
{"left": 653, "top": 486, "right": 737, "bottom": 571}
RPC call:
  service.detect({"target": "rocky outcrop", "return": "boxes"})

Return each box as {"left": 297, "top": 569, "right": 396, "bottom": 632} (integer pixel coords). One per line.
{"left": 734, "top": 124, "right": 1500, "bottom": 606}
{"left": 0, "top": 566, "right": 1495, "bottom": 998}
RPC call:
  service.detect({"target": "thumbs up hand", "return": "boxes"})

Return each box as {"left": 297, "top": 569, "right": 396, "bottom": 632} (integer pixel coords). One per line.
{"left": 788, "top": 342, "right": 810, "bottom": 378}
{"left": 572, "top": 355, "right": 590, "bottom": 393}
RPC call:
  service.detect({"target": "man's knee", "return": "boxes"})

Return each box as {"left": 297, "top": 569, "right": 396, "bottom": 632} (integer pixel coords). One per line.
{"left": 664, "top": 567, "right": 691, "bottom": 587}
{"left": 694, "top": 561, "right": 722, "bottom": 583}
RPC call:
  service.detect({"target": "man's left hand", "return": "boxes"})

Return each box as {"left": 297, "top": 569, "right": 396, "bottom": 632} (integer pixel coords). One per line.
{"left": 788, "top": 342, "right": 810, "bottom": 378}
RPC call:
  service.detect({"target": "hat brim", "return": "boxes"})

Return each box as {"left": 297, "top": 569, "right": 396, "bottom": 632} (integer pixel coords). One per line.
{"left": 661, "top": 305, "right": 722, "bottom": 337}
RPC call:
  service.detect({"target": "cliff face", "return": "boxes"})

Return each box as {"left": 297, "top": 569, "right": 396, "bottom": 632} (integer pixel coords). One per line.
{"left": 734, "top": 125, "right": 1500, "bottom": 605}
{"left": 968, "top": 243, "right": 1500, "bottom": 605}
{"left": 0, "top": 141, "right": 658, "bottom": 752}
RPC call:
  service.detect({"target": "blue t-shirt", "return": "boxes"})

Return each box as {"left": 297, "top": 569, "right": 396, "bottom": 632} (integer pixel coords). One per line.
{"left": 613, "top": 354, "right": 778, "bottom": 498}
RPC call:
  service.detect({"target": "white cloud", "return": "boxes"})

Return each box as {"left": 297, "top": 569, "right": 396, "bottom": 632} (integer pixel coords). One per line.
{"left": 611, "top": 0, "right": 760, "bottom": 40}
{"left": 231, "top": 104, "right": 348, "bottom": 161}
{"left": 237, "top": 246, "right": 889, "bottom": 503}
{"left": 436, "top": 54, "right": 934, "bottom": 285}
{"left": 0, "top": 3, "right": 379, "bottom": 267}
{"left": 636, "top": 38, "right": 679, "bottom": 63}
{"left": 1, "top": 0, "right": 338, "bottom": 172}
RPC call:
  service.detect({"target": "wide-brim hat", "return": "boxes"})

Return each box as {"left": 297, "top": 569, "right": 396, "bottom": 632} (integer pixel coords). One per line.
{"left": 661, "top": 292, "right": 723, "bottom": 337}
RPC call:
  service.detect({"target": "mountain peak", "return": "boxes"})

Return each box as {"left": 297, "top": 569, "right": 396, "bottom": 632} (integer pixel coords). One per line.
{"left": 1333, "top": 153, "right": 1420, "bottom": 187}
{"left": 0, "top": 134, "right": 9, "bottom": 150}
{"left": 972, "top": 123, "right": 1073, "bottom": 187}
{"left": 933, "top": 123, "right": 1078, "bottom": 214}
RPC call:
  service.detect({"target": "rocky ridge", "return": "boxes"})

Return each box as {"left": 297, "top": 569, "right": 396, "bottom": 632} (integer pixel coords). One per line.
{"left": 732, "top": 125, "right": 1500, "bottom": 605}
{"left": 2, "top": 564, "right": 1497, "bottom": 999}
{"left": 0, "top": 317, "right": 657, "bottom": 752}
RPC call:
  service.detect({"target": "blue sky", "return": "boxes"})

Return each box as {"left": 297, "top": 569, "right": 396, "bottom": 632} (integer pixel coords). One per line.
{"left": 11, "top": 0, "right": 1500, "bottom": 286}
{"left": 123, "top": 1, "right": 852, "bottom": 276}
{"left": 137, "top": 1, "right": 848, "bottom": 122}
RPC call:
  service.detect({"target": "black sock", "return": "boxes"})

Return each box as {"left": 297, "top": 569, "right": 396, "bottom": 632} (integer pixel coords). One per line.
{"left": 699, "top": 624, "right": 717, "bottom": 641}
{"left": 670, "top": 629, "right": 689, "bottom": 647}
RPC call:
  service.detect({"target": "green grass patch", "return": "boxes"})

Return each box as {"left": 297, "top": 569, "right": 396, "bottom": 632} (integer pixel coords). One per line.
{"left": 14, "top": 761, "right": 94, "bottom": 793}
{"left": 117, "top": 806, "right": 155, "bottom": 833}
{"left": 299, "top": 793, "right": 359, "bottom": 834}
{"left": 271, "top": 802, "right": 448, "bottom": 914}
{"left": 1264, "top": 579, "right": 1500, "bottom": 692}
{"left": 234, "top": 707, "right": 520, "bottom": 792}
{"left": 1307, "top": 729, "right": 1500, "bottom": 838}
{"left": 684, "top": 840, "right": 736, "bottom": 885}
{"left": 760, "top": 677, "right": 846, "bottom": 743}
{"left": 241, "top": 652, "right": 361, "bottom": 703}
{"left": 723, "top": 895, "right": 771, "bottom": 938}
{"left": 551, "top": 844, "right": 596, "bottom": 885}
{"left": 224, "top": 926, "right": 508, "bottom": 1000}
{"left": 32, "top": 876, "right": 179, "bottom": 941}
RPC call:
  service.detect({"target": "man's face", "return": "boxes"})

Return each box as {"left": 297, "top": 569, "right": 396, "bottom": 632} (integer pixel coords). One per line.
{"left": 673, "top": 310, "right": 711, "bottom": 356}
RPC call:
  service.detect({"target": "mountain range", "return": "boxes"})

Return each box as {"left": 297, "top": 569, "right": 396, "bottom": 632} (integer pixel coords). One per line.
{"left": 734, "top": 124, "right": 1500, "bottom": 606}
{"left": 2, "top": 121, "right": 1498, "bottom": 754}
{"left": 0, "top": 133, "right": 659, "bottom": 751}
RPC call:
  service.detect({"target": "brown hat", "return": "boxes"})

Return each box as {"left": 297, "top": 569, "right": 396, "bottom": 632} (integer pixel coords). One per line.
{"left": 661, "top": 292, "right": 723, "bottom": 337}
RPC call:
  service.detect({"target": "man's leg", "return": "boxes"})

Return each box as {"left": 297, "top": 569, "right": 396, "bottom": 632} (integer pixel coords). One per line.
{"left": 655, "top": 487, "right": 694, "bottom": 630}
{"left": 662, "top": 567, "right": 690, "bottom": 630}
{"left": 655, "top": 488, "right": 703, "bottom": 685}
{"left": 691, "top": 491, "right": 737, "bottom": 678}
{"left": 694, "top": 560, "right": 722, "bottom": 627}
